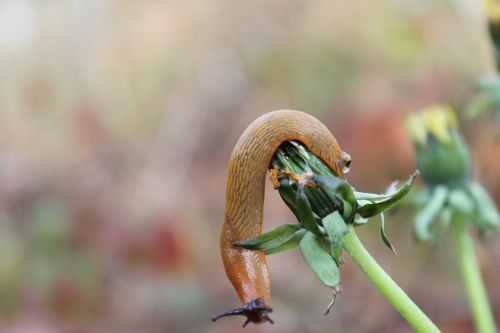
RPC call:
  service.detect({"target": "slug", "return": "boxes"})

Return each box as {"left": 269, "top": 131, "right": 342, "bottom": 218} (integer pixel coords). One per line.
{"left": 212, "top": 110, "right": 349, "bottom": 326}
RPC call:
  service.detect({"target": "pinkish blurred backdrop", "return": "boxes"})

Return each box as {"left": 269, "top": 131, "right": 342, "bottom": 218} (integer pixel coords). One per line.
{"left": 0, "top": 1, "right": 499, "bottom": 333}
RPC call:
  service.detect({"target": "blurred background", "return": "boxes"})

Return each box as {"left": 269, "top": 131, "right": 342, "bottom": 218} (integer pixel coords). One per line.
{"left": 1, "top": 0, "right": 499, "bottom": 332}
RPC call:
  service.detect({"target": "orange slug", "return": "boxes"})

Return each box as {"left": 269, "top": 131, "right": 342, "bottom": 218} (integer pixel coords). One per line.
{"left": 212, "top": 110, "right": 349, "bottom": 326}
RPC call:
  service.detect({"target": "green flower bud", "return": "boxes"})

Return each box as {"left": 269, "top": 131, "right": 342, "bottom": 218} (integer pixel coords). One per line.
{"left": 406, "top": 106, "right": 471, "bottom": 188}
{"left": 407, "top": 105, "right": 499, "bottom": 241}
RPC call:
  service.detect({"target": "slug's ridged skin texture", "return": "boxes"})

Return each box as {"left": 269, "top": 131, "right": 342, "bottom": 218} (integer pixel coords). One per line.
{"left": 221, "top": 110, "right": 345, "bottom": 307}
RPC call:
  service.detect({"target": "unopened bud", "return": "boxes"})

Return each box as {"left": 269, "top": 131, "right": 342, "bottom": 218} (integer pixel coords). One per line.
{"left": 406, "top": 106, "right": 471, "bottom": 187}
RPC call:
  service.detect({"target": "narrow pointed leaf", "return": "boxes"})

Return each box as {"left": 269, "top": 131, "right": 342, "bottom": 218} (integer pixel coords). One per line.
{"left": 313, "top": 174, "right": 357, "bottom": 221}
{"left": 322, "top": 211, "right": 348, "bottom": 262}
{"left": 236, "top": 224, "right": 303, "bottom": 250}
{"left": 354, "top": 191, "right": 390, "bottom": 200}
{"left": 468, "top": 182, "right": 500, "bottom": 228}
{"left": 287, "top": 141, "right": 338, "bottom": 176}
{"left": 329, "top": 241, "right": 344, "bottom": 264}
{"left": 433, "top": 207, "right": 452, "bottom": 245}
{"left": 299, "top": 231, "right": 340, "bottom": 287}
{"left": 264, "top": 229, "right": 307, "bottom": 255}
{"left": 405, "top": 189, "right": 431, "bottom": 207}
{"left": 380, "top": 213, "right": 397, "bottom": 254}
{"left": 322, "top": 211, "right": 348, "bottom": 244}
{"left": 414, "top": 186, "right": 448, "bottom": 241}
{"left": 305, "top": 187, "right": 339, "bottom": 219}
{"left": 296, "top": 187, "right": 323, "bottom": 236}
{"left": 357, "top": 171, "right": 418, "bottom": 218}
{"left": 342, "top": 201, "right": 353, "bottom": 221}
{"left": 314, "top": 174, "right": 356, "bottom": 206}
{"left": 277, "top": 178, "right": 300, "bottom": 216}
{"left": 467, "top": 93, "right": 493, "bottom": 118}
{"left": 448, "top": 189, "right": 474, "bottom": 217}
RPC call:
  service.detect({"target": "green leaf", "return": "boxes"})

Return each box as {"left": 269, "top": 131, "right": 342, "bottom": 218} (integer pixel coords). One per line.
{"left": 264, "top": 229, "right": 307, "bottom": 255}
{"left": 354, "top": 180, "right": 410, "bottom": 201}
{"left": 287, "top": 141, "right": 338, "bottom": 176}
{"left": 277, "top": 179, "right": 301, "bottom": 217}
{"left": 404, "top": 188, "right": 430, "bottom": 207}
{"left": 322, "top": 211, "right": 348, "bottom": 263}
{"left": 342, "top": 201, "right": 353, "bottom": 222}
{"left": 467, "top": 93, "right": 493, "bottom": 118}
{"left": 477, "top": 75, "right": 500, "bottom": 91}
{"left": 295, "top": 187, "right": 323, "bottom": 236}
{"left": 468, "top": 182, "right": 500, "bottom": 229}
{"left": 304, "top": 186, "right": 340, "bottom": 219}
{"left": 356, "top": 171, "right": 418, "bottom": 218}
{"left": 313, "top": 174, "right": 345, "bottom": 193}
{"left": 314, "top": 175, "right": 356, "bottom": 204}
{"left": 235, "top": 224, "right": 303, "bottom": 250}
{"left": 313, "top": 174, "right": 357, "bottom": 221}
{"left": 299, "top": 231, "right": 340, "bottom": 287}
{"left": 380, "top": 213, "right": 397, "bottom": 255}
{"left": 433, "top": 207, "right": 452, "bottom": 245}
{"left": 354, "top": 191, "right": 390, "bottom": 200}
{"left": 322, "top": 211, "right": 348, "bottom": 244}
{"left": 414, "top": 186, "right": 448, "bottom": 241}
{"left": 448, "top": 189, "right": 474, "bottom": 217}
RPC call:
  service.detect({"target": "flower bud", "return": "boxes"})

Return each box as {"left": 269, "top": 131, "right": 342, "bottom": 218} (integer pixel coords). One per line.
{"left": 406, "top": 105, "right": 471, "bottom": 187}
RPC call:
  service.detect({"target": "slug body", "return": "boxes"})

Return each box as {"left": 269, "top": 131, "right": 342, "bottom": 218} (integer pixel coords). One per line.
{"left": 217, "top": 110, "right": 346, "bottom": 325}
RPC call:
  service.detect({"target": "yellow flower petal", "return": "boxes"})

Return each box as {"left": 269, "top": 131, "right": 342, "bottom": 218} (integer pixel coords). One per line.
{"left": 485, "top": 0, "right": 500, "bottom": 22}
{"left": 406, "top": 112, "right": 427, "bottom": 146}
{"left": 423, "top": 105, "right": 456, "bottom": 145}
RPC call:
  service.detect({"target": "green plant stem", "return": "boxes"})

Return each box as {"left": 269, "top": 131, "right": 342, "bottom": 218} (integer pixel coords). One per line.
{"left": 452, "top": 218, "right": 498, "bottom": 333}
{"left": 343, "top": 225, "right": 441, "bottom": 333}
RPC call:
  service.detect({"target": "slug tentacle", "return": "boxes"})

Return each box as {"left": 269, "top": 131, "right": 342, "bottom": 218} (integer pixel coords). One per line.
{"left": 211, "top": 298, "right": 273, "bottom": 327}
